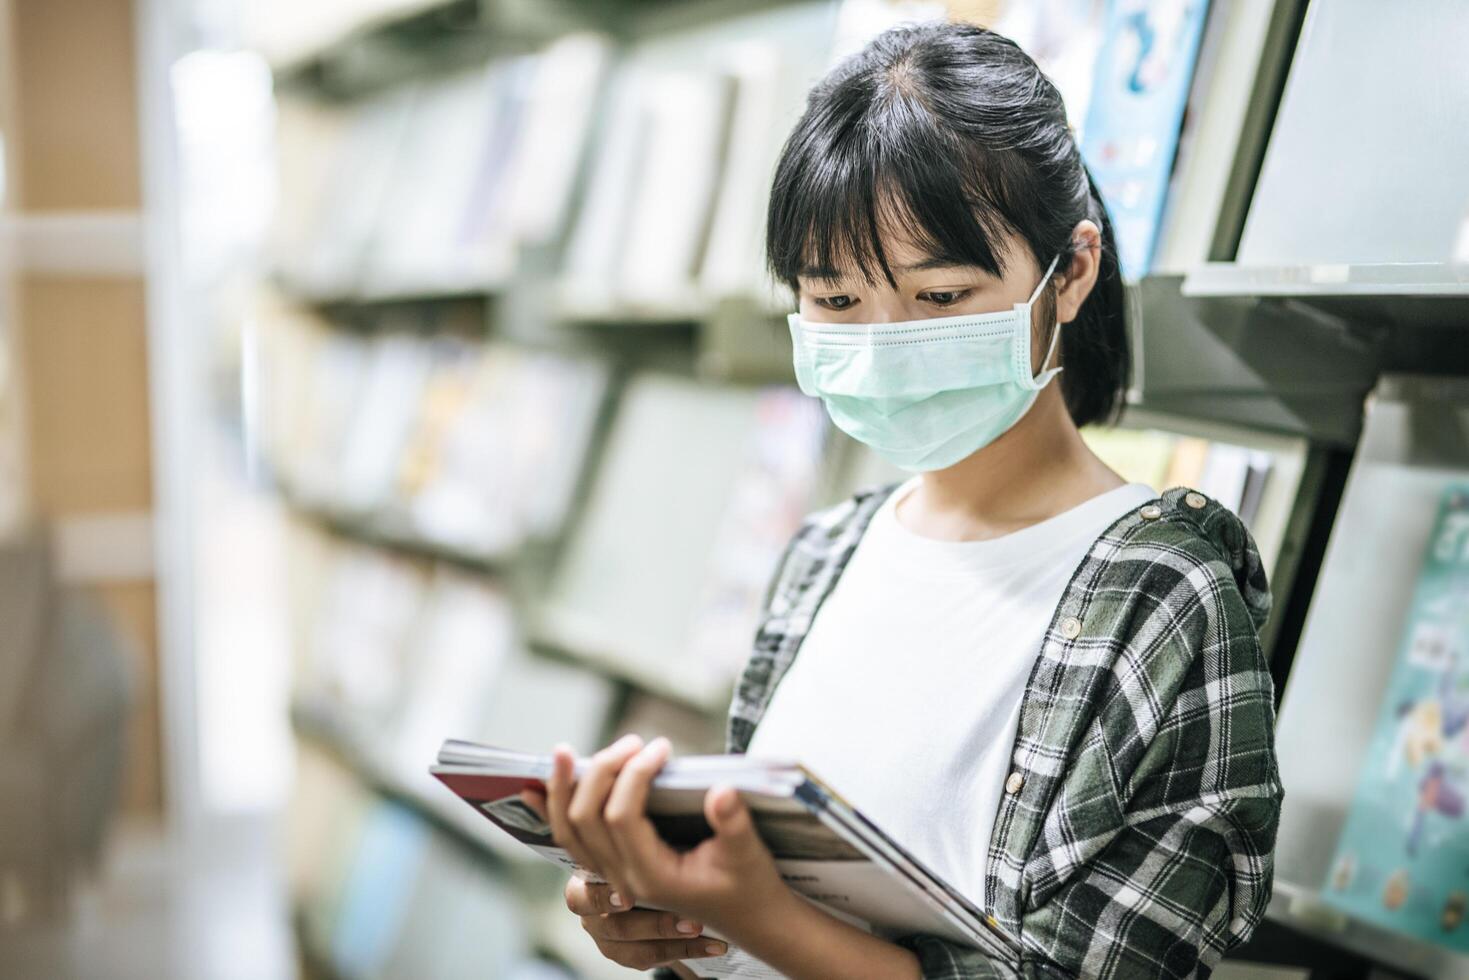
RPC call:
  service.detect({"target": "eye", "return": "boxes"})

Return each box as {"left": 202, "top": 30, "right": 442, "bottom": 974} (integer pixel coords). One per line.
{"left": 814, "top": 295, "right": 857, "bottom": 311}
{"left": 920, "top": 289, "right": 973, "bottom": 308}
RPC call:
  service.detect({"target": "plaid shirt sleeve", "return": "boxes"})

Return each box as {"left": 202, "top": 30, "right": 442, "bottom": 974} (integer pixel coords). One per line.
{"left": 893, "top": 492, "right": 1284, "bottom": 979}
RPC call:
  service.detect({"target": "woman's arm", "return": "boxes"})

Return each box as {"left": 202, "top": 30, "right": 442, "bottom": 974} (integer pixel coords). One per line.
{"left": 718, "top": 885, "right": 924, "bottom": 980}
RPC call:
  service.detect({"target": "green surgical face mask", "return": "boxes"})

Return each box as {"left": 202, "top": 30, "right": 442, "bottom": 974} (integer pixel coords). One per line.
{"left": 788, "top": 252, "right": 1063, "bottom": 473}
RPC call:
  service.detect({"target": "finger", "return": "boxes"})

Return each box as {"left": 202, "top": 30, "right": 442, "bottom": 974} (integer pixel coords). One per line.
{"left": 704, "top": 783, "right": 759, "bottom": 858}
{"left": 568, "top": 733, "right": 645, "bottom": 894}
{"left": 519, "top": 786, "right": 548, "bottom": 822}
{"left": 579, "top": 908, "right": 705, "bottom": 942}
{"left": 592, "top": 937, "right": 729, "bottom": 971}
{"left": 604, "top": 736, "right": 680, "bottom": 874}
{"left": 520, "top": 787, "right": 549, "bottom": 822}
{"left": 545, "top": 744, "right": 596, "bottom": 876}
{"left": 564, "top": 877, "right": 633, "bottom": 916}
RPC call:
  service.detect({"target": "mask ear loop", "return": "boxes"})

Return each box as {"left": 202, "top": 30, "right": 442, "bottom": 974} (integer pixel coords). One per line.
{"left": 1030, "top": 318, "right": 1064, "bottom": 387}
{"left": 1018, "top": 253, "right": 1065, "bottom": 390}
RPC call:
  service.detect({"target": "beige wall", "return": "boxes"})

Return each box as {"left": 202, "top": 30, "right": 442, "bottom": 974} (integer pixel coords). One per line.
{"left": 6, "top": 0, "right": 161, "bottom": 817}
{"left": 11, "top": 0, "right": 142, "bottom": 211}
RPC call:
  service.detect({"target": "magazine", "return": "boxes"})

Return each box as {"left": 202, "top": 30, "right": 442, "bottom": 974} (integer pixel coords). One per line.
{"left": 1323, "top": 483, "right": 1469, "bottom": 949}
{"left": 430, "top": 738, "right": 1022, "bottom": 979}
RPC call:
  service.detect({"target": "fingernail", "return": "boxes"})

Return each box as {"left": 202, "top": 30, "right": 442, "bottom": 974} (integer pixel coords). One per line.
{"left": 609, "top": 891, "right": 624, "bottom": 908}
{"left": 705, "top": 941, "right": 726, "bottom": 954}
{"left": 676, "top": 919, "right": 699, "bottom": 934}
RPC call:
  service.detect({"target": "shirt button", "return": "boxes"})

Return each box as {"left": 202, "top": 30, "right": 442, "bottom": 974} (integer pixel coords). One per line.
{"left": 1185, "top": 491, "right": 1207, "bottom": 509}
{"left": 1005, "top": 771, "right": 1024, "bottom": 794}
{"left": 1060, "top": 616, "right": 1082, "bottom": 639}
{"left": 1140, "top": 504, "right": 1162, "bottom": 520}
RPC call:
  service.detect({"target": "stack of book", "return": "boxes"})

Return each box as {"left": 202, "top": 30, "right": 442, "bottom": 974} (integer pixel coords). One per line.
{"left": 432, "top": 739, "right": 1024, "bottom": 979}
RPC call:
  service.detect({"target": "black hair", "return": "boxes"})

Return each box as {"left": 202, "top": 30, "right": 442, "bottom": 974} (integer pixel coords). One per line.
{"left": 765, "top": 20, "right": 1130, "bottom": 428}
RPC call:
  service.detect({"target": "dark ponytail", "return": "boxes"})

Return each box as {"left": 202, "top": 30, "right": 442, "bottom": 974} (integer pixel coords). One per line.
{"left": 766, "top": 20, "right": 1131, "bottom": 428}
{"left": 1061, "top": 160, "right": 1130, "bottom": 426}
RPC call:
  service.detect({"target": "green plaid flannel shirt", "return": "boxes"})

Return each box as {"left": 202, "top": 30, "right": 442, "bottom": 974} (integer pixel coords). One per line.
{"left": 655, "top": 483, "right": 1283, "bottom": 980}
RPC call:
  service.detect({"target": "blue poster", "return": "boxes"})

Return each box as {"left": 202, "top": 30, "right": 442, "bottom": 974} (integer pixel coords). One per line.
{"left": 1079, "top": 0, "right": 1210, "bottom": 280}
{"left": 1324, "top": 485, "right": 1469, "bottom": 948}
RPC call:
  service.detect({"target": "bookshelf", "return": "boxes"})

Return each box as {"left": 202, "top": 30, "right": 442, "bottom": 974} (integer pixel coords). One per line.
{"left": 1269, "top": 375, "right": 1469, "bottom": 977}
{"left": 261, "top": 5, "right": 854, "bottom": 975}
{"left": 251, "top": 1, "right": 1469, "bottom": 977}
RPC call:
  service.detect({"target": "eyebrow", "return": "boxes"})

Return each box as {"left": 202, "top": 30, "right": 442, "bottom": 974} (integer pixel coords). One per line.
{"left": 798, "top": 255, "right": 971, "bottom": 281}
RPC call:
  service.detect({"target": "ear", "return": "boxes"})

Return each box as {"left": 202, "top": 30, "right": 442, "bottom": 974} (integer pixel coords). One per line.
{"left": 1055, "top": 220, "right": 1103, "bottom": 325}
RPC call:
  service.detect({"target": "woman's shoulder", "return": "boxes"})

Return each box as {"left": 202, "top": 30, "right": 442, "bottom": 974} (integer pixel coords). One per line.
{"left": 1069, "top": 489, "right": 1284, "bottom": 810}
{"left": 777, "top": 481, "right": 1274, "bottom": 636}
{"left": 758, "top": 481, "right": 904, "bottom": 618}
{"left": 1079, "top": 484, "right": 1274, "bottom": 639}
{"left": 783, "top": 480, "right": 904, "bottom": 555}
{"left": 800, "top": 479, "right": 904, "bottom": 533}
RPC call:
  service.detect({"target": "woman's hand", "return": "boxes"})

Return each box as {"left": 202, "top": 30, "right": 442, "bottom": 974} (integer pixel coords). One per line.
{"left": 558, "top": 874, "right": 729, "bottom": 971}
{"left": 518, "top": 732, "right": 793, "bottom": 939}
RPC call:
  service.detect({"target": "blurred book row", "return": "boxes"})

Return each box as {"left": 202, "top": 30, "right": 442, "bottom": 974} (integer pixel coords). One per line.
{"left": 257, "top": 304, "right": 833, "bottom": 718}
{"left": 264, "top": 0, "right": 1280, "bottom": 317}
{"left": 269, "top": 16, "right": 830, "bottom": 312}
{"left": 289, "top": 741, "right": 576, "bottom": 980}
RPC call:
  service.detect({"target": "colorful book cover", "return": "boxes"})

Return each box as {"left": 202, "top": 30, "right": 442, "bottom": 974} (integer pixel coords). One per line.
{"left": 329, "top": 799, "right": 432, "bottom": 979}
{"left": 1078, "top": 0, "right": 1211, "bottom": 280}
{"left": 1323, "top": 484, "right": 1469, "bottom": 948}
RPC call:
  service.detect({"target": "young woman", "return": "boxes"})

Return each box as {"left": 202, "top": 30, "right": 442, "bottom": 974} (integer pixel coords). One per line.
{"left": 520, "top": 20, "right": 1283, "bottom": 980}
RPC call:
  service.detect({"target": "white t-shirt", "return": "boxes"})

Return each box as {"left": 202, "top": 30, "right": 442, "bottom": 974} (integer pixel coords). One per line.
{"left": 743, "top": 476, "right": 1157, "bottom": 911}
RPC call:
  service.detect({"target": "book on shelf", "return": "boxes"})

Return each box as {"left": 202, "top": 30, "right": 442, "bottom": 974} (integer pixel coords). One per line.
{"left": 430, "top": 739, "right": 1023, "bottom": 980}
{"left": 1149, "top": 0, "right": 1279, "bottom": 274}
{"left": 388, "top": 573, "right": 519, "bottom": 776}
{"left": 328, "top": 799, "right": 432, "bottom": 980}
{"left": 559, "top": 61, "right": 651, "bottom": 304}
{"left": 502, "top": 33, "right": 613, "bottom": 249}
{"left": 685, "top": 387, "right": 829, "bottom": 683}
{"left": 401, "top": 344, "right": 609, "bottom": 556}
{"left": 305, "top": 543, "right": 428, "bottom": 726}
{"left": 271, "top": 32, "right": 612, "bottom": 300}
{"left": 984, "top": 0, "right": 1105, "bottom": 132}
{"left": 387, "top": 569, "right": 621, "bottom": 777}
{"left": 360, "top": 64, "right": 512, "bottom": 296}
{"left": 1077, "top": 0, "right": 1212, "bottom": 280}
{"left": 379, "top": 832, "right": 539, "bottom": 980}
{"left": 292, "top": 87, "right": 416, "bottom": 299}
{"left": 335, "top": 333, "right": 437, "bottom": 514}
{"left": 533, "top": 376, "right": 825, "bottom": 711}
{"left": 258, "top": 301, "right": 608, "bottom": 557}
{"left": 617, "top": 68, "right": 738, "bottom": 306}
{"left": 1080, "top": 425, "right": 1275, "bottom": 527}
{"left": 695, "top": 41, "right": 787, "bottom": 302}
{"left": 1321, "top": 484, "right": 1469, "bottom": 951}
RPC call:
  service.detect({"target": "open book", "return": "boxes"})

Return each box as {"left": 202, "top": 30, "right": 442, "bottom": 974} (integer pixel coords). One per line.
{"left": 430, "top": 738, "right": 1022, "bottom": 979}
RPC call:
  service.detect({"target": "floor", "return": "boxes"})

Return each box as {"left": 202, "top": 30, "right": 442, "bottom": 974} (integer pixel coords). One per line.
{"left": 0, "top": 812, "right": 297, "bottom": 980}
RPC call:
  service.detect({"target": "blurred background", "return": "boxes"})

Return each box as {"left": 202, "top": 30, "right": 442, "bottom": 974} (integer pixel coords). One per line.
{"left": 0, "top": 0, "right": 1467, "bottom": 977}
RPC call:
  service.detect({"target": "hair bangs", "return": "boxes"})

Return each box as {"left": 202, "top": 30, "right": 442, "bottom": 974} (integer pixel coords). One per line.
{"left": 767, "top": 96, "right": 1022, "bottom": 295}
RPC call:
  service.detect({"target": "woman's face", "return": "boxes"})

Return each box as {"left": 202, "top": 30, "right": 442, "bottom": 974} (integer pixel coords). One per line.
{"left": 794, "top": 220, "right": 1101, "bottom": 376}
